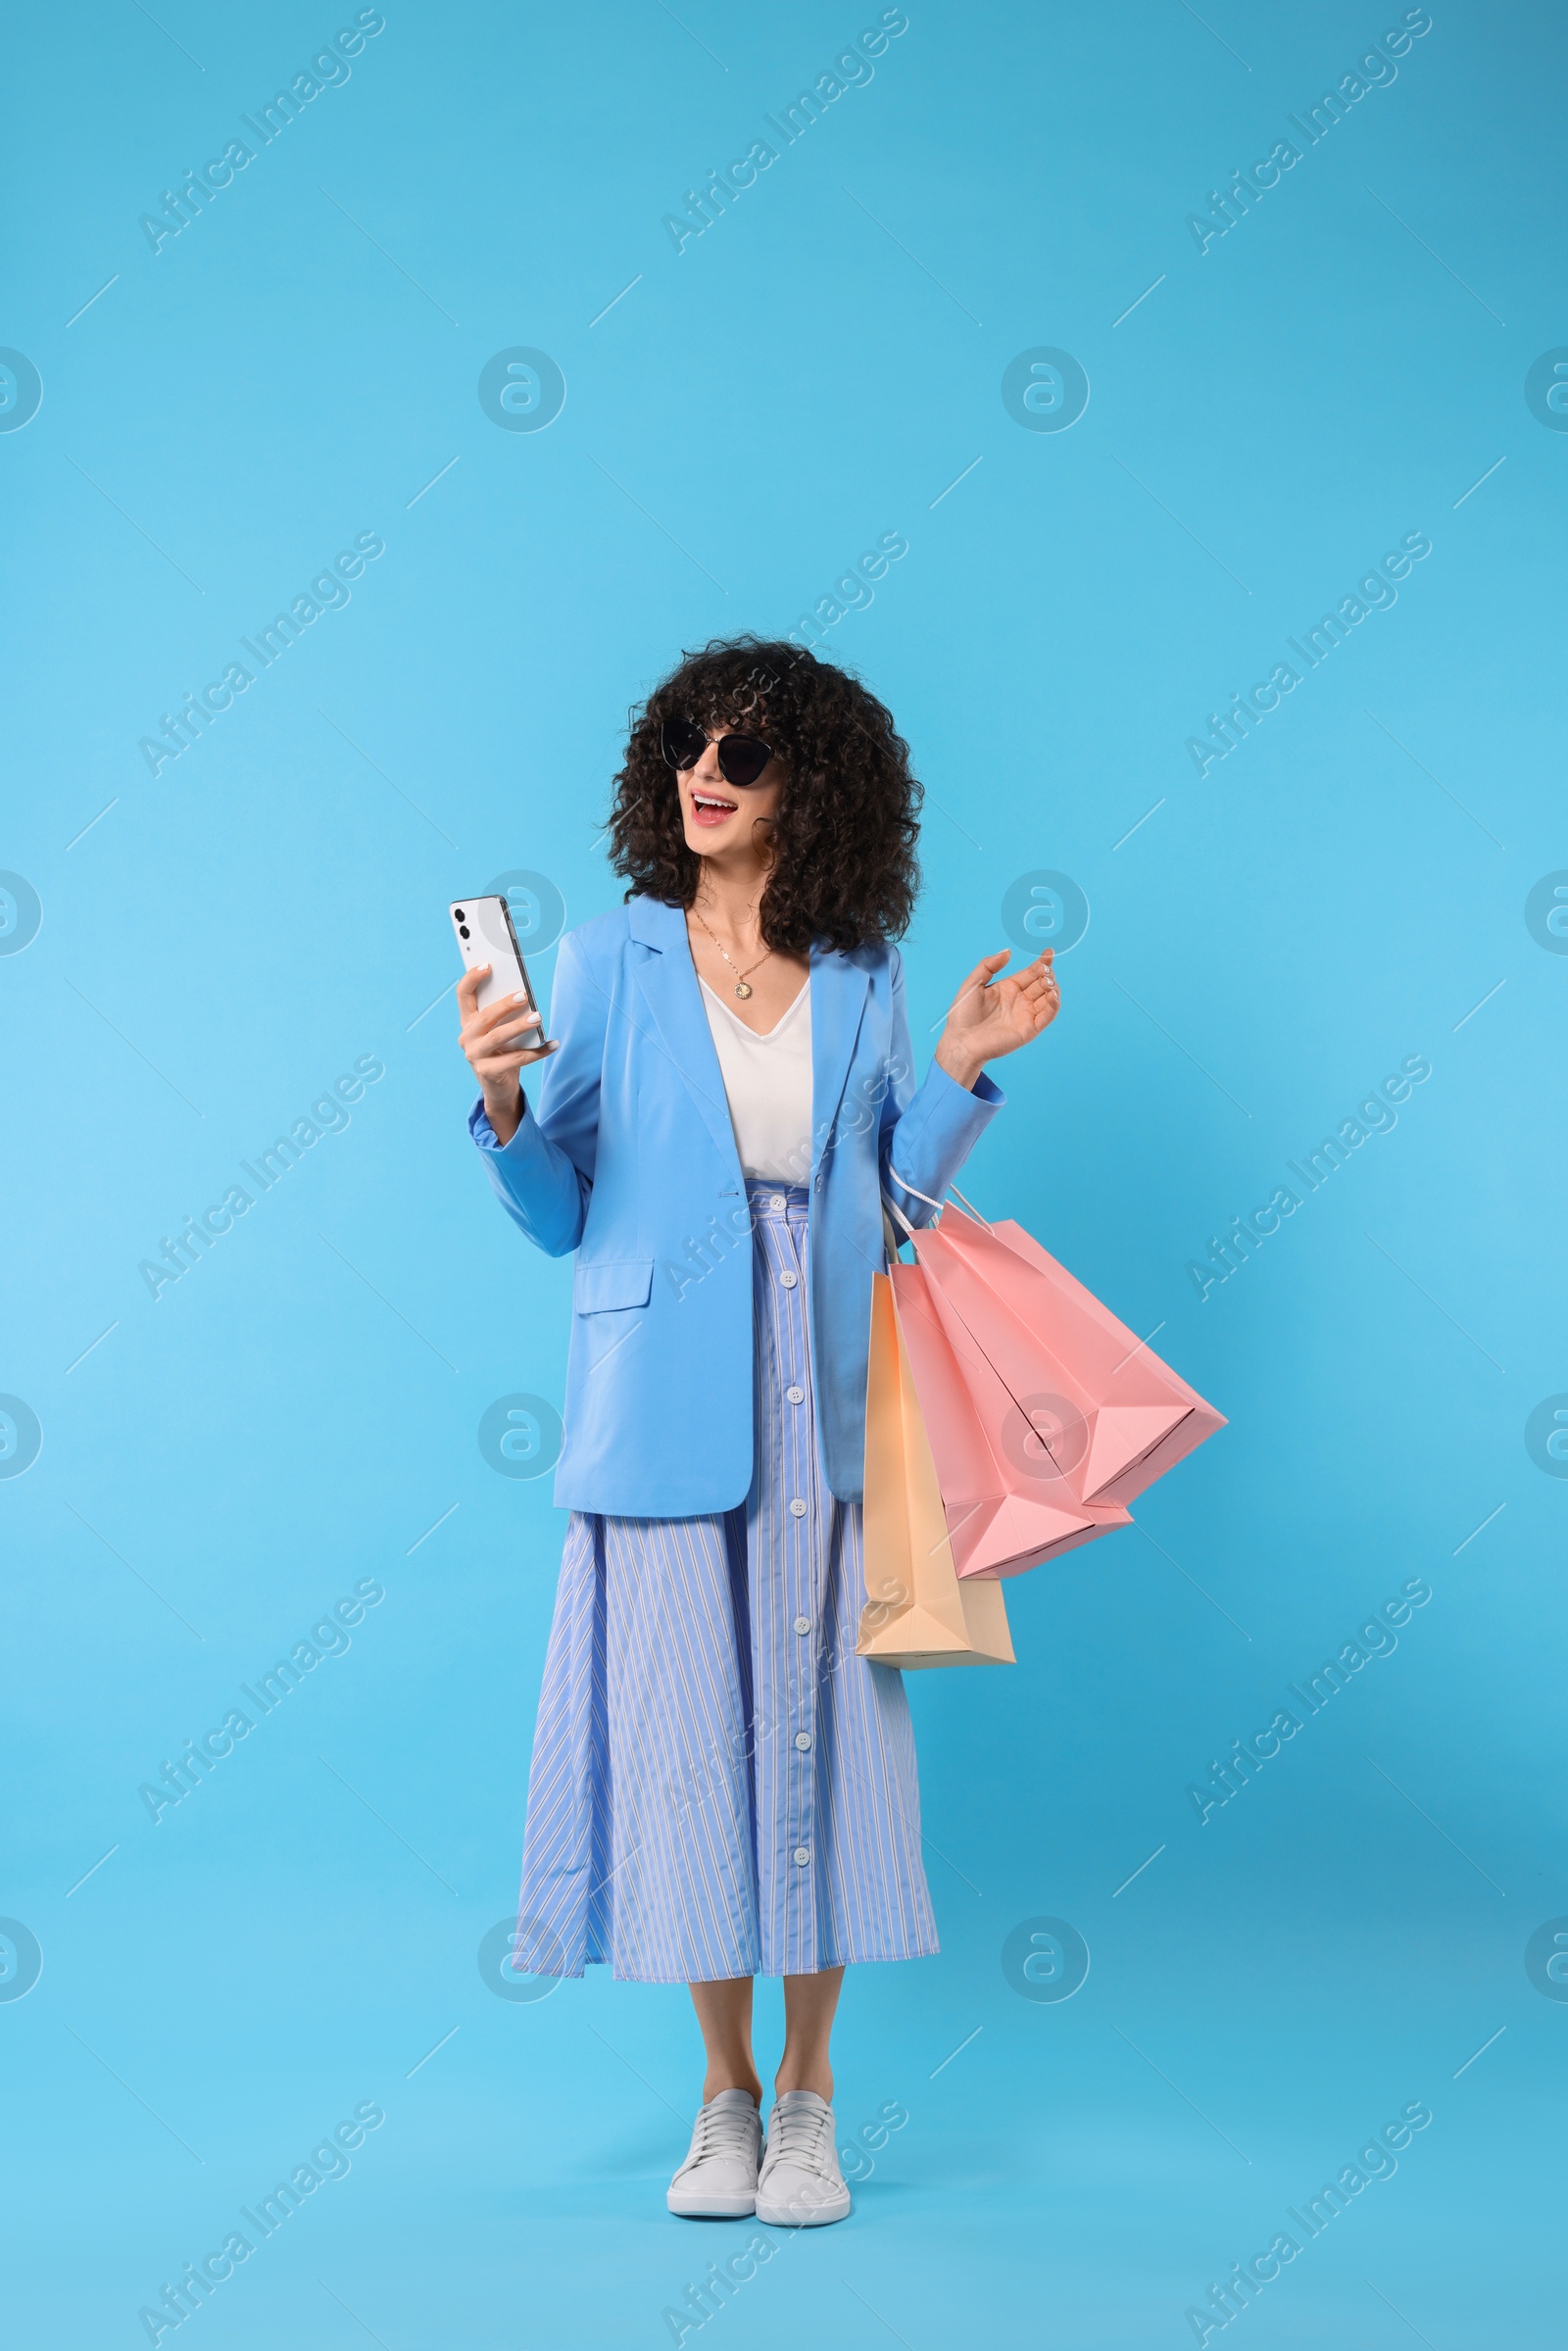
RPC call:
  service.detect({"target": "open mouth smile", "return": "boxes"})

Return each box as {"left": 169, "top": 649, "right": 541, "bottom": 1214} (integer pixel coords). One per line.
{"left": 690, "top": 790, "right": 739, "bottom": 825}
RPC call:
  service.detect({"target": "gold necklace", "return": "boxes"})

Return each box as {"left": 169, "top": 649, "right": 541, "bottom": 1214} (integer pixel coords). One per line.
{"left": 691, "top": 905, "right": 772, "bottom": 1000}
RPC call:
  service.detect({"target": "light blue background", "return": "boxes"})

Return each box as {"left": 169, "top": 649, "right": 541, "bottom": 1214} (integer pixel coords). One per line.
{"left": 4, "top": 2, "right": 1564, "bottom": 2344}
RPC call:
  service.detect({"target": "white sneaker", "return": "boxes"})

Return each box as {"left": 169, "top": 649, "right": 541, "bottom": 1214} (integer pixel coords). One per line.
{"left": 755, "top": 2090, "right": 852, "bottom": 2227}
{"left": 666, "top": 2088, "right": 764, "bottom": 2218}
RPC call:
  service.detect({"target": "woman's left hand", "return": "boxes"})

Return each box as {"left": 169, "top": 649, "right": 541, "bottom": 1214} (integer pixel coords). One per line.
{"left": 934, "top": 949, "right": 1060, "bottom": 1090}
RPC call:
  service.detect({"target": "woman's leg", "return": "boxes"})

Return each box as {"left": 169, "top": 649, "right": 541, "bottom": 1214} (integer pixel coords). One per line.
{"left": 669, "top": 1977, "right": 766, "bottom": 2218}
{"left": 689, "top": 1976, "right": 763, "bottom": 2105}
{"left": 775, "top": 1965, "right": 845, "bottom": 2101}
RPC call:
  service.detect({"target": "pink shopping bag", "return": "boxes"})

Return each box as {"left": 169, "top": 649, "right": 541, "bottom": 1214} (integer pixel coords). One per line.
{"left": 889, "top": 1183, "right": 1225, "bottom": 1511}
{"left": 890, "top": 1258, "right": 1129, "bottom": 1577}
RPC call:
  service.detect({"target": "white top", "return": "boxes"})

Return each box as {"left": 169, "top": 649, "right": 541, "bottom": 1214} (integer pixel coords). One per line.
{"left": 700, "top": 975, "right": 813, "bottom": 1183}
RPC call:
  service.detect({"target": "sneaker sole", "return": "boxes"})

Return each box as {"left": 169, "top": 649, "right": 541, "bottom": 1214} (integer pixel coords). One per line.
{"left": 754, "top": 2191, "right": 852, "bottom": 2228}
{"left": 666, "top": 2189, "right": 758, "bottom": 2218}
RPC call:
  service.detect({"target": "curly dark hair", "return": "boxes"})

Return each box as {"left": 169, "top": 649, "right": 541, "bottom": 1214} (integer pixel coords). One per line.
{"left": 605, "top": 636, "right": 922, "bottom": 953}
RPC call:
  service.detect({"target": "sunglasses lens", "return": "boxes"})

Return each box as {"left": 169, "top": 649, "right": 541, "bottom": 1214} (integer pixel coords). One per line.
{"left": 662, "top": 718, "right": 709, "bottom": 770}
{"left": 717, "top": 736, "right": 771, "bottom": 787}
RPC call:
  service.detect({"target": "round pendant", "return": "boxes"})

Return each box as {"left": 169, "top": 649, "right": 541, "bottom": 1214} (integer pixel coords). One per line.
{"left": 734, "top": 981, "right": 753, "bottom": 999}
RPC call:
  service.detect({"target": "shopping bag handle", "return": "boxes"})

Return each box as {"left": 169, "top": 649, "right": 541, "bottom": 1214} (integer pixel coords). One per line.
{"left": 880, "top": 1186, "right": 917, "bottom": 1260}
{"left": 946, "top": 1182, "right": 991, "bottom": 1229}
{"left": 885, "top": 1166, "right": 941, "bottom": 1223}
{"left": 884, "top": 1168, "right": 994, "bottom": 1231}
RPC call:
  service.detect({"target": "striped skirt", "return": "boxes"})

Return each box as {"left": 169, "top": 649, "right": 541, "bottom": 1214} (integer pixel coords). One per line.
{"left": 513, "top": 1180, "right": 938, "bottom": 1983}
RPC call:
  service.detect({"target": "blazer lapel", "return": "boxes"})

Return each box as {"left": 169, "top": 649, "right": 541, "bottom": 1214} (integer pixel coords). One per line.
{"left": 809, "top": 940, "right": 871, "bottom": 1178}
{"left": 627, "top": 897, "right": 743, "bottom": 1173}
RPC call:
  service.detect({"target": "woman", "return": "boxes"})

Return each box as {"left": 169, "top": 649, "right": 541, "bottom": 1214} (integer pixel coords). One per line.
{"left": 458, "top": 638, "right": 1058, "bottom": 2228}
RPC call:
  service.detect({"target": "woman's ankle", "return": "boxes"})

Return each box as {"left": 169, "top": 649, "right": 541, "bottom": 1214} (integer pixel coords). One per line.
{"left": 773, "top": 2062, "right": 833, "bottom": 2102}
{"left": 703, "top": 2066, "right": 762, "bottom": 2106}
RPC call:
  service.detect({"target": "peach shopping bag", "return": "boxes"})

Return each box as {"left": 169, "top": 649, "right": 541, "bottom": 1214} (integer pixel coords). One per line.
{"left": 857, "top": 1271, "right": 1014, "bottom": 1669}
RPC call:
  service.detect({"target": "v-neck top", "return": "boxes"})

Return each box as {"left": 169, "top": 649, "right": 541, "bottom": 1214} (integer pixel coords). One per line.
{"left": 699, "top": 975, "right": 813, "bottom": 1183}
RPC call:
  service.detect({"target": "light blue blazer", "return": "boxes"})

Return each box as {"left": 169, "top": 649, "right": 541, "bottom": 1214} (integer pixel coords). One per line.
{"left": 470, "top": 894, "right": 1004, "bottom": 1515}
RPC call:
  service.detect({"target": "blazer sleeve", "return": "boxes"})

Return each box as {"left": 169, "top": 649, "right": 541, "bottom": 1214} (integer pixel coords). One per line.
{"left": 877, "top": 946, "right": 1004, "bottom": 1225}
{"left": 467, "top": 928, "right": 604, "bottom": 1257}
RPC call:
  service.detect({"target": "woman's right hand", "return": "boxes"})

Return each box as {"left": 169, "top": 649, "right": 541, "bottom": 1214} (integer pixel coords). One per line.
{"left": 457, "top": 965, "right": 557, "bottom": 1147}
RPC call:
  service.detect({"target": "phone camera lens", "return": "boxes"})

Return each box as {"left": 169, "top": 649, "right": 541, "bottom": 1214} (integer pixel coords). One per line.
{"left": 453, "top": 907, "right": 466, "bottom": 920}
{"left": 459, "top": 925, "right": 470, "bottom": 939}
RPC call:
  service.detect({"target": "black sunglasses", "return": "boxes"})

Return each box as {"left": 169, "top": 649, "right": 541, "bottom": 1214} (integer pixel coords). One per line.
{"left": 661, "top": 716, "right": 774, "bottom": 789}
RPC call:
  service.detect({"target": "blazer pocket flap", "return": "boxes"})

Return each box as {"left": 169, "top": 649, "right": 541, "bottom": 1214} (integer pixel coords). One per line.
{"left": 572, "top": 1257, "right": 655, "bottom": 1314}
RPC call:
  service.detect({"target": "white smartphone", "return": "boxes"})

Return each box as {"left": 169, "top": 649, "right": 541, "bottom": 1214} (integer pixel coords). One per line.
{"left": 450, "top": 895, "right": 540, "bottom": 1018}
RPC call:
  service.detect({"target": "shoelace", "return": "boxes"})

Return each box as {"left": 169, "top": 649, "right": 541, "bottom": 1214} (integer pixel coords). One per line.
{"left": 764, "top": 2101, "right": 835, "bottom": 2178}
{"left": 680, "top": 2101, "right": 759, "bottom": 2173}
